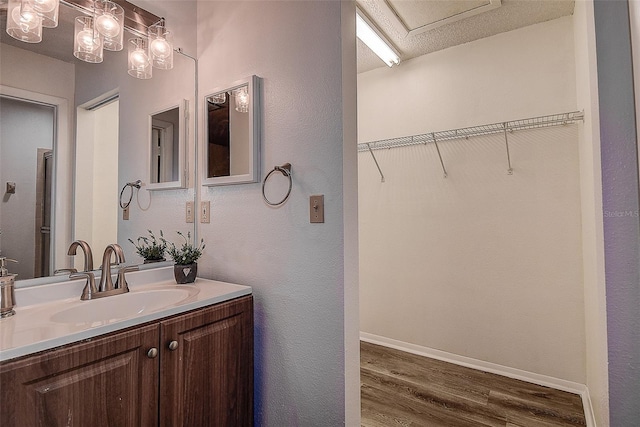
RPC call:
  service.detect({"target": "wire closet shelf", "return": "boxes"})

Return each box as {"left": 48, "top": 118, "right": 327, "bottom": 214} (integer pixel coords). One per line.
{"left": 357, "top": 111, "right": 585, "bottom": 153}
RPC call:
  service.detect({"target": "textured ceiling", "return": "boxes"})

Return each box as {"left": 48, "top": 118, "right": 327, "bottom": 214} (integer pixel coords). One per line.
{"left": 357, "top": 0, "right": 575, "bottom": 73}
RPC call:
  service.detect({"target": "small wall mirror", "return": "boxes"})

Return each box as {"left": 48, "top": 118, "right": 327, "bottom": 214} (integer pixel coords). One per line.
{"left": 147, "top": 100, "right": 187, "bottom": 190}
{"left": 203, "top": 75, "right": 260, "bottom": 186}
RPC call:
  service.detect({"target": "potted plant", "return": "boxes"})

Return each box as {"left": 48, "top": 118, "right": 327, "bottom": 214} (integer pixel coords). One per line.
{"left": 128, "top": 230, "right": 167, "bottom": 263}
{"left": 163, "top": 231, "right": 205, "bottom": 284}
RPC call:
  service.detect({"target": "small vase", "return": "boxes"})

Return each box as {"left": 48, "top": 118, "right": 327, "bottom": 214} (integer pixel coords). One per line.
{"left": 174, "top": 262, "right": 197, "bottom": 284}
{"left": 144, "top": 257, "right": 166, "bottom": 264}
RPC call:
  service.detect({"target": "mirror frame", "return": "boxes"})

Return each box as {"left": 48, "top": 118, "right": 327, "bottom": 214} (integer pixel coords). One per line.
{"left": 146, "top": 99, "right": 188, "bottom": 191}
{"left": 202, "top": 75, "right": 260, "bottom": 186}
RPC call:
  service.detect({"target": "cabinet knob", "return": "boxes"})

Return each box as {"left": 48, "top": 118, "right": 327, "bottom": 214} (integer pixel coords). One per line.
{"left": 168, "top": 340, "right": 179, "bottom": 351}
{"left": 147, "top": 347, "right": 158, "bottom": 358}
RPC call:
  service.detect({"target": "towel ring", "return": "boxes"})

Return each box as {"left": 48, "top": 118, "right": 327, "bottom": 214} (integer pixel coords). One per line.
{"left": 262, "top": 163, "right": 292, "bottom": 206}
{"left": 119, "top": 180, "right": 142, "bottom": 209}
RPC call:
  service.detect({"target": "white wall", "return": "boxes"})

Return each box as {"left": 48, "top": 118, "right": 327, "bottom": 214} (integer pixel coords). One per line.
{"left": 196, "top": 1, "right": 355, "bottom": 424}
{"left": 75, "top": 101, "right": 119, "bottom": 258}
{"left": 592, "top": 1, "right": 640, "bottom": 424}
{"left": 573, "top": 1, "right": 609, "bottom": 424}
{"left": 358, "top": 16, "right": 587, "bottom": 383}
{"left": 358, "top": 17, "right": 577, "bottom": 143}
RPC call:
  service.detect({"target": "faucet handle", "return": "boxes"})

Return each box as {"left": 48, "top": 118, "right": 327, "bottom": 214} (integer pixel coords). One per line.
{"left": 70, "top": 271, "right": 97, "bottom": 301}
{"left": 115, "top": 265, "right": 138, "bottom": 292}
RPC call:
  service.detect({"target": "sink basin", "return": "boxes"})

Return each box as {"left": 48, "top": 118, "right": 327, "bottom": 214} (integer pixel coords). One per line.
{"left": 51, "top": 288, "right": 197, "bottom": 325}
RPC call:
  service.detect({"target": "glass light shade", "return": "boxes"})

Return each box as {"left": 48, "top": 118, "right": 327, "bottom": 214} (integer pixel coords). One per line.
{"left": 73, "top": 16, "right": 103, "bottom": 63}
{"left": 128, "top": 38, "right": 152, "bottom": 79}
{"left": 6, "top": 0, "right": 43, "bottom": 43}
{"left": 211, "top": 92, "right": 226, "bottom": 104}
{"left": 32, "top": 0, "right": 59, "bottom": 28}
{"left": 94, "top": 0, "right": 124, "bottom": 51}
{"left": 148, "top": 23, "right": 173, "bottom": 70}
{"left": 234, "top": 88, "right": 249, "bottom": 113}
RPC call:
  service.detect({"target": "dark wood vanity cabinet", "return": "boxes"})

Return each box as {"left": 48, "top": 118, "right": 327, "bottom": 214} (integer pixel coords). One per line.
{"left": 0, "top": 295, "right": 253, "bottom": 427}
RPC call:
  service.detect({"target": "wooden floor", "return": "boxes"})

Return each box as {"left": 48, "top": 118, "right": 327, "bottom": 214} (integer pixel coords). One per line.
{"left": 361, "top": 341, "right": 586, "bottom": 427}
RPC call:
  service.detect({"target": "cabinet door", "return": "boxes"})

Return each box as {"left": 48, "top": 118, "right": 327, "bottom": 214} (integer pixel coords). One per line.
{"left": 0, "top": 324, "right": 159, "bottom": 427}
{"left": 160, "top": 295, "right": 253, "bottom": 427}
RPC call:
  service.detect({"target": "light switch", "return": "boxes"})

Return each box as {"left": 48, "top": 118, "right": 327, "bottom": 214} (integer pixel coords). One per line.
{"left": 201, "top": 201, "right": 210, "bottom": 223}
{"left": 186, "top": 201, "right": 194, "bottom": 223}
{"left": 310, "top": 195, "right": 324, "bottom": 223}
{"left": 6, "top": 182, "right": 16, "bottom": 194}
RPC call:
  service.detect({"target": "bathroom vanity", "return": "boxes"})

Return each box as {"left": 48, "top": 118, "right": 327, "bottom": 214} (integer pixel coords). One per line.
{"left": 0, "top": 267, "right": 253, "bottom": 426}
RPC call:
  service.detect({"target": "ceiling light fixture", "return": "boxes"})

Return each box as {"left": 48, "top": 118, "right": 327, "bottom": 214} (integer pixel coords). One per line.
{"left": 356, "top": 7, "right": 400, "bottom": 67}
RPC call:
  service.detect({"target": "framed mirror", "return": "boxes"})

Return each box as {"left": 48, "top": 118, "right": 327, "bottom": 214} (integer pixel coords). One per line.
{"left": 1, "top": 0, "right": 197, "bottom": 283}
{"left": 147, "top": 100, "right": 187, "bottom": 190}
{"left": 203, "top": 75, "right": 260, "bottom": 186}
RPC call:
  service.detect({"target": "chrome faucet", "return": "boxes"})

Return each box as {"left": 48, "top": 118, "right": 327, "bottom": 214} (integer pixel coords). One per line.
{"left": 68, "top": 240, "right": 94, "bottom": 272}
{"left": 71, "top": 243, "right": 138, "bottom": 301}
{"left": 99, "top": 244, "right": 125, "bottom": 292}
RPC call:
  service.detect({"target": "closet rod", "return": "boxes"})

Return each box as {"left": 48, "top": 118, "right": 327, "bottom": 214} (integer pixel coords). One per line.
{"left": 357, "top": 111, "right": 585, "bottom": 152}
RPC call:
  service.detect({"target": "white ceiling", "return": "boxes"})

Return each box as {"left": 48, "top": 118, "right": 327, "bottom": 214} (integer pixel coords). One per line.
{"left": 357, "top": 0, "right": 576, "bottom": 73}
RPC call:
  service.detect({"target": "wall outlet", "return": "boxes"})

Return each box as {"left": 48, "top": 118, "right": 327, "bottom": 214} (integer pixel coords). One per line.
{"left": 186, "top": 201, "right": 194, "bottom": 223}
{"left": 310, "top": 195, "right": 324, "bottom": 223}
{"left": 123, "top": 206, "right": 129, "bottom": 220}
{"left": 201, "top": 201, "right": 210, "bottom": 223}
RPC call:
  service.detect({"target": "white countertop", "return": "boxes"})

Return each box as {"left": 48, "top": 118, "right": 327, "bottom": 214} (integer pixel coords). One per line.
{"left": 0, "top": 267, "right": 252, "bottom": 362}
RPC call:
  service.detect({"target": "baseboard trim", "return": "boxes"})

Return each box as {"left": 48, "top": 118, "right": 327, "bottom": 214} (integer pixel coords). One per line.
{"left": 360, "top": 332, "right": 596, "bottom": 427}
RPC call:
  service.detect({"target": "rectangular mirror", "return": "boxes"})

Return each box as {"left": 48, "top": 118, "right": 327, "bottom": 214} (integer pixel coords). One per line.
{"left": 203, "top": 75, "right": 260, "bottom": 186}
{"left": 1, "top": 0, "right": 197, "bottom": 283}
{"left": 147, "top": 100, "right": 187, "bottom": 190}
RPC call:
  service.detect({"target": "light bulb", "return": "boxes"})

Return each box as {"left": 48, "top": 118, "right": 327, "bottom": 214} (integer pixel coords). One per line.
{"left": 150, "top": 37, "right": 171, "bottom": 59}
{"left": 11, "top": 5, "right": 39, "bottom": 32}
{"left": 76, "top": 26, "right": 100, "bottom": 51}
{"left": 95, "top": 13, "right": 120, "bottom": 38}
{"left": 130, "top": 48, "right": 149, "bottom": 68}
{"left": 33, "top": 0, "right": 56, "bottom": 13}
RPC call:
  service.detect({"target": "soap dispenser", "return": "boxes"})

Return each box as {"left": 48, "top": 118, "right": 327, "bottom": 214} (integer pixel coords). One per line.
{"left": 0, "top": 257, "right": 18, "bottom": 318}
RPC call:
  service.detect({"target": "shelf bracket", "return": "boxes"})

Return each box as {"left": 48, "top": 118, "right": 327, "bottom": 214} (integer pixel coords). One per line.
{"left": 366, "top": 143, "right": 385, "bottom": 183}
{"left": 432, "top": 133, "right": 448, "bottom": 178}
{"left": 503, "top": 123, "right": 514, "bottom": 175}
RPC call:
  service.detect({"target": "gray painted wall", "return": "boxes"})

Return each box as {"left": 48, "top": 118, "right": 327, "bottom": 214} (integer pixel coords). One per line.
{"left": 593, "top": 1, "right": 640, "bottom": 425}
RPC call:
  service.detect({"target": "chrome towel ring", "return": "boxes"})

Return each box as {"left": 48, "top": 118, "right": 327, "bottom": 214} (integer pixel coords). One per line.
{"left": 119, "top": 180, "right": 142, "bottom": 209}
{"left": 262, "top": 163, "right": 292, "bottom": 206}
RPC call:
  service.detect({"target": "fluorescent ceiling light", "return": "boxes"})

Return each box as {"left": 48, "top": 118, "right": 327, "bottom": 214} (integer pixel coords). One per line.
{"left": 356, "top": 8, "right": 400, "bottom": 67}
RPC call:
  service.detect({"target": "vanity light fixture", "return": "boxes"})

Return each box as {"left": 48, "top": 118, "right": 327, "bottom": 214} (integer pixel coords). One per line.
{"left": 127, "top": 37, "right": 152, "bottom": 79}
{"left": 94, "top": 0, "right": 124, "bottom": 51}
{"left": 6, "top": 0, "right": 43, "bottom": 43}
{"left": 73, "top": 15, "right": 103, "bottom": 63}
{"left": 5, "top": 0, "right": 175, "bottom": 79}
{"left": 148, "top": 19, "right": 173, "bottom": 70}
{"left": 234, "top": 87, "right": 249, "bottom": 113}
{"left": 356, "top": 7, "right": 400, "bottom": 67}
{"left": 210, "top": 92, "right": 227, "bottom": 104}
{"left": 33, "top": 0, "right": 60, "bottom": 28}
